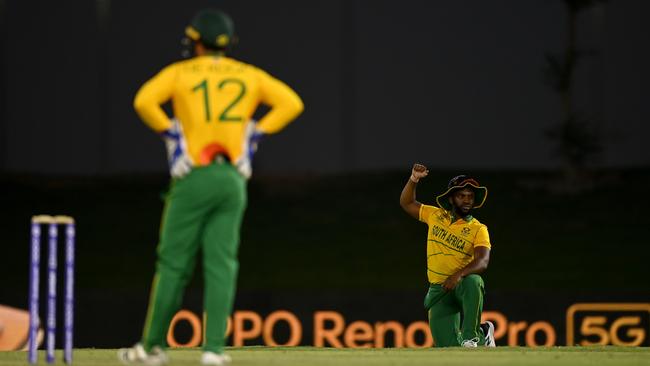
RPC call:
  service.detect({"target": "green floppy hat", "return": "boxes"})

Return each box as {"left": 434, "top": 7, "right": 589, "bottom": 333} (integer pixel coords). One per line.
{"left": 435, "top": 175, "right": 488, "bottom": 211}
{"left": 185, "top": 9, "right": 235, "bottom": 49}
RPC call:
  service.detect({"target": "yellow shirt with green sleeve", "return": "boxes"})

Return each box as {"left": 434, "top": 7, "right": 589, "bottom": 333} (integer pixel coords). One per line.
{"left": 418, "top": 204, "right": 491, "bottom": 284}
{"left": 133, "top": 55, "right": 304, "bottom": 165}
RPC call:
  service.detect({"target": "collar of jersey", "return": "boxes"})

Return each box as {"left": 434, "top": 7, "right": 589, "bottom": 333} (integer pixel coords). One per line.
{"left": 450, "top": 212, "right": 473, "bottom": 224}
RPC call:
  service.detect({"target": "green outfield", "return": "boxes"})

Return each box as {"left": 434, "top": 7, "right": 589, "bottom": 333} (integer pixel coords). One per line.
{"left": 1, "top": 346, "right": 649, "bottom": 366}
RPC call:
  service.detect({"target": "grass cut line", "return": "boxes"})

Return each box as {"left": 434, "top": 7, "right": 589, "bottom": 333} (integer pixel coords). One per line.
{"left": 0, "top": 346, "right": 649, "bottom": 366}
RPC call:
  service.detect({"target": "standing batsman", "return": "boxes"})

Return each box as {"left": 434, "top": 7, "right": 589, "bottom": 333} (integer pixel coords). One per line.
{"left": 399, "top": 164, "right": 496, "bottom": 347}
{"left": 118, "top": 9, "right": 303, "bottom": 366}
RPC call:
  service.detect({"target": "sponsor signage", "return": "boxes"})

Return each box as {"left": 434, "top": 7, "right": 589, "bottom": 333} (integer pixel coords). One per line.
{"left": 5, "top": 291, "right": 648, "bottom": 348}
{"left": 165, "top": 302, "right": 650, "bottom": 348}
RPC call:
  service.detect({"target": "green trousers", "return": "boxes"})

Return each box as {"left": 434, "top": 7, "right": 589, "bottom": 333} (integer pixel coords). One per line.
{"left": 423, "top": 274, "right": 487, "bottom": 347}
{"left": 141, "top": 162, "right": 247, "bottom": 353}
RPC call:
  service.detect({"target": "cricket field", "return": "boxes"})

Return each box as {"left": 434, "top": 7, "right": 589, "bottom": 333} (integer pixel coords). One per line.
{"left": 1, "top": 346, "right": 649, "bottom": 366}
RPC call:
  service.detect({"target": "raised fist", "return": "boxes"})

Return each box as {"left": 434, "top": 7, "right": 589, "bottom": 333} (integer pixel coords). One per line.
{"left": 410, "top": 163, "right": 429, "bottom": 183}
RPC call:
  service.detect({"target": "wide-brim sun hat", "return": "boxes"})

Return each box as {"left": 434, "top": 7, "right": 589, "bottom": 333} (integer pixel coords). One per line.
{"left": 435, "top": 175, "right": 488, "bottom": 211}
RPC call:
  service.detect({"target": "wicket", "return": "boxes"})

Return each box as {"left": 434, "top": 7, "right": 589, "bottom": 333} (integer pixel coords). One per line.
{"left": 29, "top": 215, "right": 76, "bottom": 364}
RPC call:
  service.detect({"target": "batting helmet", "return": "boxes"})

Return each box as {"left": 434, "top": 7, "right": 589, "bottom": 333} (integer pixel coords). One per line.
{"left": 185, "top": 9, "right": 235, "bottom": 50}
{"left": 435, "top": 175, "right": 488, "bottom": 211}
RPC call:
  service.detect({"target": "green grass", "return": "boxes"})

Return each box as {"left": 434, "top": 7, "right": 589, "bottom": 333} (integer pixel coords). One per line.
{"left": 1, "top": 346, "right": 649, "bottom": 366}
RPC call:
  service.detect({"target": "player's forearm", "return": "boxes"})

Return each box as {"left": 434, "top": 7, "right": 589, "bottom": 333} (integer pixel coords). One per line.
{"left": 399, "top": 178, "right": 418, "bottom": 209}
{"left": 456, "top": 256, "right": 489, "bottom": 277}
{"left": 133, "top": 102, "right": 172, "bottom": 133}
{"left": 256, "top": 97, "right": 304, "bottom": 134}
{"left": 133, "top": 66, "right": 176, "bottom": 133}
{"left": 133, "top": 88, "right": 172, "bottom": 132}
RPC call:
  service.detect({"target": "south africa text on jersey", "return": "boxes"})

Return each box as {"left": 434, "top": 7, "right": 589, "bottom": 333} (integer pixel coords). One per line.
{"left": 430, "top": 225, "right": 467, "bottom": 251}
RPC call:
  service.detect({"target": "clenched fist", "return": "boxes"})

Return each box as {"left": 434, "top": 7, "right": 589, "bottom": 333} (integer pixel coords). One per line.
{"left": 410, "top": 163, "right": 429, "bottom": 183}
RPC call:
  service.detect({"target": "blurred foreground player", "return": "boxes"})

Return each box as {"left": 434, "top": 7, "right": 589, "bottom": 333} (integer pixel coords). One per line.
{"left": 399, "top": 164, "right": 496, "bottom": 347}
{"left": 118, "top": 9, "right": 303, "bottom": 366}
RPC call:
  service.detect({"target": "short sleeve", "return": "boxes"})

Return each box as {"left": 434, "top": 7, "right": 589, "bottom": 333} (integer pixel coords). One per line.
{"left": 474, "top": 225, "right": 491, "bottom": 249}
{"left": 418, "top": 205, "right": 436, "bottom": 223}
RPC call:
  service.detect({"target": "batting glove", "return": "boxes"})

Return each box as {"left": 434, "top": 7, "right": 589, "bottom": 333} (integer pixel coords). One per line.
{"left": 160, "top": 119, "right": 193, "bottom": 179}
{"left": 235, "top": 119, "right": 264, "bottom": 179}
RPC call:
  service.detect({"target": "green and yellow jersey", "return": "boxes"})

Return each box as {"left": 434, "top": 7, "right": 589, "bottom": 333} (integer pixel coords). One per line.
{"left": 419, "top": 205, "right": 491, "bottom": 284}
{"left": 133, "top": 55, "right": 303, "bottom": 165}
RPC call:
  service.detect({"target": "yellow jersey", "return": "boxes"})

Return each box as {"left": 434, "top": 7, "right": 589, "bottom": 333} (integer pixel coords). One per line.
{"left": 419, "top": 205, "right": 491, "bottom": 284}
{"left": 133, "top": 55, "right": 303, "bottom": 165}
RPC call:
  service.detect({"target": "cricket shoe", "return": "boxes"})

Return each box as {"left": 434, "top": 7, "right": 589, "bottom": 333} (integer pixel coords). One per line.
{"left": 461, "top": 338, "right": 479, "bottom": 348}
{"left": 117, "top": 343, "right": 169, "bottom": 366}
{"left": 480, "top": 321, "right": 496, "bottom": 347}
{"left": 201, "top": 351, "right": 232, "bottom": 366}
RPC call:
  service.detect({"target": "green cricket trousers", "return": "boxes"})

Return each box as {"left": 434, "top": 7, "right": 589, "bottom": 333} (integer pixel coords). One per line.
{"left": 141, "top": 161, "right": 247, "bottom": 354}
{"left": 424, "top": 274, "right": 487, "bottom": 347}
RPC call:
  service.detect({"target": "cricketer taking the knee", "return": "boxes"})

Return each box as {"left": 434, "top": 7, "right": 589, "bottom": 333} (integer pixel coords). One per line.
{"left": 400, "top": 164, "right": 496, "bottom": 348}
{"left": 118, "top": 9, "right": 303, "bottom": 366}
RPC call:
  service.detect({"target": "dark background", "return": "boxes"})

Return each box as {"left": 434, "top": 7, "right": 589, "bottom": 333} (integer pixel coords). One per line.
{"left": 1, "top": 0, "right": 649, "bottom": 174}
{"left": 1, "top": 0, "right": 649, "bottom": 348}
